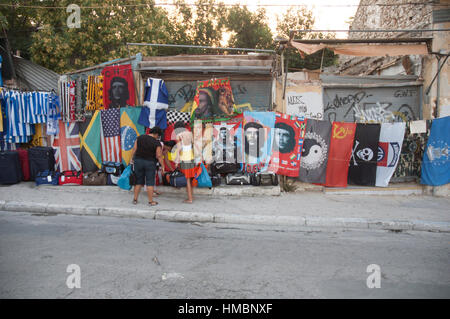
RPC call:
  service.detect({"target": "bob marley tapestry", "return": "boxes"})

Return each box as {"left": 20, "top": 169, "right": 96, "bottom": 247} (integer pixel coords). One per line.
{"left": 191, "top": 78, "right": 236, "bottom": 120}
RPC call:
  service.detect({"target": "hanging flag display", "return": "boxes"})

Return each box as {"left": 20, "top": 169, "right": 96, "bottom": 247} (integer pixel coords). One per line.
{"left": 325, "top": 122, "right": 356, "bottom": 187}
{"left": 421, "top": 116, "right": 450, "bottom": 186}
{"left": 102, "top": 64, "right": 135, "bottom": 109}
{"left": 79, "top": 111, "right": 102, "bottom": 172}
{"left": 51, "top": 121, "right": 81, "bottom": 172}
{"left": 191, "top": 78, "right": 236, "bottom": 120}
{"left": 138, "top": 78, "right": 169, "bottom": 129}
{"left": 100, "top": 108, "right": 121, "bottom": 163}
{"left": 242, "top": 112, "right": 275, "bottom": 173}
{"left": 212, "top": 114, "right": 243, "bottom": 164}
{"left": 375, "top": 122, "right": 406, "bottom": 187}
{"left": 120, "top": 106, "right": 145, "bottom": 166}
{"left": 348, "top": 123, "right": 381, "bottom": 186}
{"left": 268, "top": 112, "right": 306, "bottom": 177}
{"left": 299, "top": 119, "right": 331, "bottom": 184}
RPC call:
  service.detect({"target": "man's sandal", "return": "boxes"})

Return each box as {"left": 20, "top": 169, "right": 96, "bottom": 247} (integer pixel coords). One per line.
{"left": 149, "top": 201, "right": 158, "bottom": 206}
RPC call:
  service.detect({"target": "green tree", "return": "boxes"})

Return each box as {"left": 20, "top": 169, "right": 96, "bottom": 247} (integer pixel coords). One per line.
{"left": 224, "top": 5, "right": 273, "bottom": 51}
{"left": 276, "top": 7, "right": 337, "bottom": 71}
{"left": 0, "top": 0, "right": 44, "bottom": 60}
{"left": 170, "top": 0, "right": 227, "bottom": 54}
{"left": 28, "top": 0, "right": 173, "bottom": 73}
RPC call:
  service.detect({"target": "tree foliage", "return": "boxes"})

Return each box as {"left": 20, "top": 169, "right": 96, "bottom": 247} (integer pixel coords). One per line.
{"left": 1, "top": 1, "right": 338, "bottom": 73}
{"left": 224, "top": 5, "right": 273, "bottom": 51}
{"left": 276, "top": 7, "right": 337, "bottom": 71}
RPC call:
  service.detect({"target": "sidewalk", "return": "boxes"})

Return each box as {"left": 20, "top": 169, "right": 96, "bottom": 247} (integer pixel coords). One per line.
{"left": 0, "top": 182, "right": 449, "bottom": 232}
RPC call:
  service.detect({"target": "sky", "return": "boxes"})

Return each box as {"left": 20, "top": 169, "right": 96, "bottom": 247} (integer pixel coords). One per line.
{"left": 168, "top": 0, "right": 361, "bottom": 39}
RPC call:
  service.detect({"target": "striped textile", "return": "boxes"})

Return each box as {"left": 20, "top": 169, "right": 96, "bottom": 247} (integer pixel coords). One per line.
{"left": 100, "top": 108, "right": 121, "bottom": 162}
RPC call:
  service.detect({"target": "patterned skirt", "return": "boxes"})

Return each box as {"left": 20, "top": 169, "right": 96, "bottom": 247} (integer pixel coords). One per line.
{"left": 179, "top": 161, "right": 196, "bottom": 179}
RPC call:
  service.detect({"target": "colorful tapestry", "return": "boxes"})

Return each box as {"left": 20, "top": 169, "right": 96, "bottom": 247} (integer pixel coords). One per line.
{"left": 299, "top": 119, "right": 332, "bottom": 184}
{"left": 100, "top": 108, "right": 121, "bottom": 163}
{"left": 348, "top": 123, "right": 381, "bottom": 186}
{"left": 79, "top": 111, "right": 102, "bottom": 172}
{"left": 102, "top": 64, "right": 135, "bottom": 109}
{"left": 268, "top": 112, "right": 306, "bottom": 177}
{"left": 242, "top": 112, "right": 275, "bottom": 173}
{"left": 191, "top": 78, "right": 236, "bottom": 120}
{"left": 325, "top": 122, "right": 356, "bottom": 187}
{"left": 52, "top": 120, "right": 81, "bottom": 172}
{"left": 120, "top": 106, "right": 145, "bottom": 166}
{"left": 375, "top": 122, "right": 406, "bottom": 187}
{"left": 421, "top": 116, "right": 450, "bottom": 186}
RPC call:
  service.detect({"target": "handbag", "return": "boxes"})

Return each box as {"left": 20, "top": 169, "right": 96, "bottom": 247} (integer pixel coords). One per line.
{"left": 59, "top": 170, "right": 83, "bottom": 185}
{"left": 83, "top": 171, "right": 107, "bottom": 186}
{"left": 35, "top": 170, "right": 60, "bottom": 186}
{"left": 194, "top": 163, "right": 213, "bottom": 188}
{"left": 251, "top": 171, "right": 279, "bottom": 186}
{"left": 169, "top": 169, "right": 187, "bottom": 188}
{"left": 225, "top": 172, "right": 252, "bottom": 185}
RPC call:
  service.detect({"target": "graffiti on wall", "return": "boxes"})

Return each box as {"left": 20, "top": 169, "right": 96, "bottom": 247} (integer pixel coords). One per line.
{"left": 323, "top": 87, "right": 421, "bottom": 123}
{"left": 165, "top": 81, "right": 271, "bottom": 111}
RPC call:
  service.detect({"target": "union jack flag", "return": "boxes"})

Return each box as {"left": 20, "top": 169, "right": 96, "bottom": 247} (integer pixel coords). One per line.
{"left": 51, "top": 121, "right": 81, "bottom": 172}
{"left": 100, "top": 108, "right": 121, "bottom": 163}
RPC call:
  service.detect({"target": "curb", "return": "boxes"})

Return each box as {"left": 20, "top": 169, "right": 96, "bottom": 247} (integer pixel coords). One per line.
{"left": 1, "top": 200, "right": 449, "bottom": 233}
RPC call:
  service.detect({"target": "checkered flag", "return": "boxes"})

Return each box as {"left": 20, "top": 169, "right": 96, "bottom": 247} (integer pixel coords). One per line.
{"left": 167, "top": 110, "right": 191, "bottom": 124}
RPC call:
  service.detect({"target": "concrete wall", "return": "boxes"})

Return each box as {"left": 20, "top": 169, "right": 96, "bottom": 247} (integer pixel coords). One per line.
{"left": 344, "top": 0, "right": 450, "bottom": 120}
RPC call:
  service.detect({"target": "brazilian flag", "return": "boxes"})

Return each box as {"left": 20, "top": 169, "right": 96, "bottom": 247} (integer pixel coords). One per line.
{"left": 79, "top": 110, "right": 102, "bottom": 172}
{"left": 120, "top": 106, "right": 145, "bottom": 166}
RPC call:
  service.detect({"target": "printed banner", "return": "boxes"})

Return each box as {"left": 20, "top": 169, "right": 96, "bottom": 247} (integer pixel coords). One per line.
{"left": 376, "top": 122, "right": 406, "bottom": 187}
{"left": 102, "top": 64, "right": 136, "bottom": 109}
{"left": 52, "top": 120, "right": 81, "bottom": 172}
{"left": 242, "top": 112, "right": 275, "bottom": 173}
{"left": 268, "top": 112, "right": 306, "bottom": 177}
{"left": 212, "top": 114, "right": 243, "bottom": 164}
{"left": 191, "top": 78, "right": 236, "bottom": 120}
{"left": 325, "top": 122, "right": 356, "bottom": 187}
{"left": 79, "top": 111, "right": 102, "bottom": 172}
{"left": 421, "top": 116, "right": 450, "bottom": 186}
{"left": 120, "top": 106, "right": 145, "bottom": 166}
{"left": 348, "top": 123, "right": 381, "bottom": 186}
{"left": 299, "top": 119, "right": 332, "bottom": 184}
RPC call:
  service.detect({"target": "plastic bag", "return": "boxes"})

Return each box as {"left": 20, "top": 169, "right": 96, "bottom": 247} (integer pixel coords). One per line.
{"left": 117, "top": 165, "right": 132, "bottom": 190}
{"left": 194, "top": 163, "right": 212, "bottom": 188}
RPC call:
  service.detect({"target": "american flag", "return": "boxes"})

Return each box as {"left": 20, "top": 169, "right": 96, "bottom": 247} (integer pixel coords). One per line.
{"left": 51, "top": 121, "right": 81, "bottom": 172}
{"left": 100, "top": 108, "right": 121, "bottom": 162}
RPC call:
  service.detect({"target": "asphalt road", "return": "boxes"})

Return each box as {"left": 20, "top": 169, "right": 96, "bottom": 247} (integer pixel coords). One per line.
{"left": 0, "top": 210, "right": 449, "bottom": 299}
